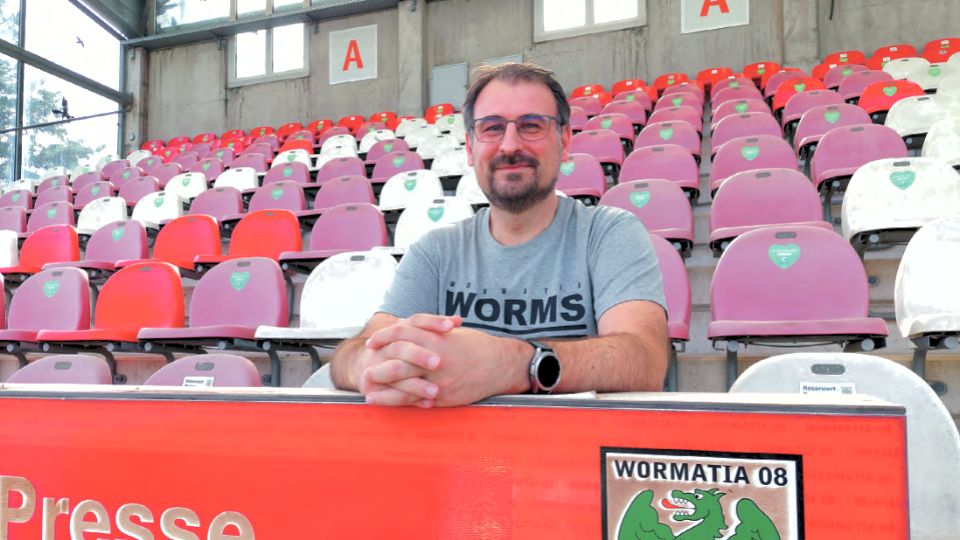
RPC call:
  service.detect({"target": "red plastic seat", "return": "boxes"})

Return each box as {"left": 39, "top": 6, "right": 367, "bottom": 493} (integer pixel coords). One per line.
{"left": 857, "top": 80, "right": 925, "bottom": 122}
{"left": 369, "top": 111, "right": 398, "bottom": 126}
{"left": 194, "top": 209, "right": 302, "bottom": 270}
{"left": 248, "top": 125, "right": 275, "bottom": 139}
{"left": 5, "top": 355, "right": 111, "bottom": 384}
{"left": 279, "top": 138, "right": 315, "bottom": 154}
{"left": 141, "top": 139, "right": 165, "bottom": 152}
{"left": 143, "top": 354, "right": 262, "bottom": 387}
{"left": 307, "top": 119, "right": 335, "bottom": 137}
{"left": 570, "top": 84, "right": 606, "bottom": 99}
{"left": 742, "top": 61, "right": 781, "bottom": 87}
{"left": 275, "top": 122, "right": 304, "bottom": 142}
{"left": 424, "top": 103, "right": 455, "bottom": 124}
{"left": 281, "top": 203, "right": 387, "bottom": 273}
{"left": 922, "top": 37, "right": 960, "bottom": 63}
{"left": 192, "top": 132, "right": 217, "bottom": 145}
{"left": 554, "top": 153, "right": 606, "bottom": 204}
{"left": 599, "top": 179, "right": 693, "bottom": 257}
{"left": 611, "top": 79, "right": 656, "bottom": 104}
{"left": 337, "top": 114, "right": 366, "bottom": 134}
{"left": 221, "top": 129, "right": 246, "bottom": 140}
{"left": 620, "top": 144, "right": 699, "bottom": 201}
{"left": 866, "top": 44, "right": 918, "bottom": 70}
{"left": 696, "top": 66, "right": 734, "bottom": 92}
{"left": 136, "top": 215, "right": 220, "bottom": 272}
{"left": 823, "top": 50, "right": 866, "bottom": 66}
{"left": 653, "top": 72, "right": 691, "bottom": 95}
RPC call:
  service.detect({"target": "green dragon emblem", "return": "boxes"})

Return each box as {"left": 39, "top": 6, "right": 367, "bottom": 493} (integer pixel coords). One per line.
{"left": 618, "top": 488, "right": 780, "bottom": 540}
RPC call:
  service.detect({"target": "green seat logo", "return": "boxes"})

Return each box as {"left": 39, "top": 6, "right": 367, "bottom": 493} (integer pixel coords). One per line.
{"left": 768, "top": 243, "right": 801, "bottom": 269}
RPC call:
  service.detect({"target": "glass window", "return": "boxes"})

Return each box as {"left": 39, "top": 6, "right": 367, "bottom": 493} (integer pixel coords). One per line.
{"left": 25, "top": 0, "right": 120, "bottom": 90}
{"left": 535, "top": 0, "right": 645, "bottom": 42}
{"left": 20, "top": 67, "right": 118, "bottom": 180}
{"left": 0, "top": 53, "right": 17, "bottom": 184}
{"left": 273, "top": 23, "right": 305, "bottom": 73}
{"left": 543, "top": 0, "right": 585, "bottom": 32}
{"left": 593, "top": 0, "right": 637, "bottom": 24}
{"left": 274, "top": 0, "right": 306, "bottom": 9}
{"left": 0, "top": 0, "right": 20, "bottom": 43}
{"left": 156, "top": 0, "right": 230, "bottom": 31}
{"left": 235, "top": 30, "right": 267, "bottom": 79}
{"left": 231, "top": 24, "right": 307, "bottom": 86}
{"left": 237, "top": 0, "right": 267, "bottom": 17}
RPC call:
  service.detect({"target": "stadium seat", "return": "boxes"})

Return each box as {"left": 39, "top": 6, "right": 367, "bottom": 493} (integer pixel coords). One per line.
{"left": 316, "top": 156, "right": 367, "bottom": 184}
{"left": 711, "top": 85, "right": 764, "bottom": 111}
{"left": 884, "top": 95, "right": 949, "bottom": 150}
{"left": 171, "top": 151, "right": 199, "bottom": 169}
{"left": 194, "top": 209, "right": 302, "bottom": 271}
{"left": 117, "top": 176, "right": 159, "bottom": 207}
{"left": 883, "top": 56, "right": 929, "bottom": 80}
{"left": 923, "top": 37, "right": 960, "bottom": 60}
{"left": 823, "top": 63, "right": 869, "bottom": 89}
{"left": 45, "top": 219, "right": 146, "bottom": 285}
{"left": 568, "top": 96, "right": 603, "bottom": 117}
{"left": 823, "top": 50, "right": 867, "bottom": 66}
{"left": 570, "top": 84, "right": 605, "bottom": 99}
{"left": 188, "top": 186, "right": 244, "bottom": 222}
{"left": 278, "top": 138, "right": 315, "bottom": 155}
{"left": 131, "top": 191, "right": 184, "bottom": 229}
{"left": 126, "top": 150, "right": 152, "bottom": 167}
{"left": 424, "top": 103, "right": 455, "bottom": 124}
{"left": 709, "top": 168, "right": 829, "bottom": 256}
{"left": 212, "top": 168, "right": 258, "bottom": 193}
{"left": 415, "top": 133, "right": 460, "bottom": 161}
{"left": 599, "top": 179, "right": 693, "bottom": 257}
{"left": 364, "top": 139, "right": 410, "bottom": 166}
{"left": 648, "top": 233, "right": 691, "bottom": 391}
{"left": 710, "top": 113, "right": 783, "bottom": 156}
{"left": 742, "top": 61, "right": 781, "bottom": 86}
{"left": 584, "top": 113, "right": 635, "bottom": 153}
{"left": 222, "top": 181, "right": 306, "bottom": 232}
{"left": 431, "top": 148, "right": 470, "bottom": 182}
{"left": 793, "top": 103, "right": 872, "bottom": 162}
{"left": 0, "top": 189, "right": 32, "bottom": 211}
{"left": 206, "top": 147, "right": 236, "bottom": 165}
{"left": 696, "top": 66, "right": 734, "bottom": 93}
{"left": 709, "top": 225, "right": 888, "bottom": 387}
{"left": 866, "top": 44, "right": 918, "bottom": 70}
{"left": 192, "top": 132, "right": 217, "bottom": 145}
{"left": 370, "top": 151, "right": 426, "bottom": 184}
{"left": 654, "top": 91, "right": 703, "bottom": 112}
{"left": 143, "top": 354, "right": 262, "bottom": 388}
{"left": 102, "top": 159, "right": 131, "bottom": 182}
{"left": 241, "top": 144, "right": 275, "bottom": 166}
{"left": 140, "top": 140, "right": 164, "bottom": 153}
{"left": 312, "top": 175, "right": 376, "bottom": 210}
{"left": 0, "top": 207, "right": 26, "bottom": 234}
{"left": 454, "top": 169, "right": 488, "bottom": 207}
{"left": 70, "top": 171, "right": 102, "bottom": 193}
{"left": 811, "top": 61, "right": 838, "bottom": 81}
{"left": 569, "top": 129, "right": 625, "bottom": 180}
{"left": 75, "top": 197, "right": 126, "bottom": 236}
{"left": 837, "top": 69, "right": 894, "bottom": 103}
{"left": 711, "top": 98, "right": 771, "bottom": 129}
{"left": 842, "top": 157, "right": 960, "bottom": 257}
{"left": 146, "top": 162, "right": 183, "bottom": 188}
{"left": 379, "top": 169, "right": 444, "bottom": 212}
{"left": 36, "top": 174, "right": 69, "bottom": 195}
{"left": 220, "top": 128, "right": 245, "bottom": 140}
{"left": 394, "top": 118, "right": 428, "bottom": 138}
{"left": 108, "top": 166, "right": 144, "bottom": 188}
{"left": 259, "top": 250, "right": 397, "bottom": 356}
{"left": 601, "top": 100, "right": 647, "bottom": 135}
{"left": 620, "top": 144, "right": 699, "bottom": 201}
{"left": 771, "top": 77, "right": 827, "bottom": 118}
{"left": 653, "top": 72, "right": 692, "bottom": 95}
{"left": 633, "top": 121, "right": 701, "bottom": 162}
{"left": 907, "top": 62, "right": 956, "bottom": 92}
{"left": 401, "top": 124, "right": 441, "bottom": 150}
{"left": 393, "top": 196, "right": 474, "bottom": 250}
{"left": 763, "top": 69, "right": 808, "bottom": 102}
{"left": 167, "top": 135, "right": 190, "bottom": 147}
{"left": 730, "top": 352, "right": 960, "bottom": 540}
{"left": 921, "top": 117, "right": 960, "bottom": 167}
{"left": 228, "top": 152, "right": 269, "bottom": 173}
{"left": 369, "top": 111, "right": 398, "bottom": 126}
{"left": 646, "top": 105, "right": 703, "bottom": 133}
{"left": 436, "top": 113, "right": 465, "bottom": 136}
{"left": 73, "top": 181, "right": 115, "bottom": 209}
{"left": 5, "top": 355, "right": 111, "bottom": 385}
{"left": 611, "top": 78, "right": 653, "bottom": 98}
{"left": 26, "top": 201, "right": 75, "bottom": 235}
{"left": 338, "top": 114, "right": 366, "bottom": 134}
{"left": 156, "top": 147, "right": 181, "bottom": 164}
{"left": 35, "top": 259, "right": 184, "bottom": 381}
{"left": 359, "top": 129, "right": 396, "bottom": 154}
{"left": 167, "top": 172, "right": 211, "bottom": 201}
{"left": 555, "top": 153, "right": 606, "bottom": 205}
{"left": 138, "top": 257, "right": 288, "bottom": 385}
{"left": 780, "top": 90, "right": 844, "bottom": 138}
{"left": 263, "top": 162, "right": 311, "bottom": 186}
{"left": 710, "top": 135, "right": 798, "bottom": 194}
{"left": 610, "top": 90, "right": 654, "bottom": 113}
{"left": 710, "top": 76, "right": 757, "bottom": 99}
{"left": 307, "top": 119, "right": 335, "bottom": 137}
{"left": 282, "top": 203, "right": 387, "bottom": 274}
{"left": 857, "top": 79, "right": 926, "bottom": 123}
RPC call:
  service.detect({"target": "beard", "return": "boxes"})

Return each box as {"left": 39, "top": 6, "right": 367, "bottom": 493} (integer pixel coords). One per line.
{"left": 481, "top": 152, "right": 557, "bottom": 214}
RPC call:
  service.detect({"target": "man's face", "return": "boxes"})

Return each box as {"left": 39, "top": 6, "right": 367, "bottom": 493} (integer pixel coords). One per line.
{"left": 465, "top": 79, "right": 572, "bottom": 214}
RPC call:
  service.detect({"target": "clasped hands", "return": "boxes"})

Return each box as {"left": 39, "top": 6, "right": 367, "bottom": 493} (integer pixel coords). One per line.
{"left": 357, "top": 314, "right": 530, "bottom": 408}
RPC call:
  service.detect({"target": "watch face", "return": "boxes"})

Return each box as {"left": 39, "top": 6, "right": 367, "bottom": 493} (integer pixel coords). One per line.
{"left": 537, "top": 353, "right": 562, "bottom": 389}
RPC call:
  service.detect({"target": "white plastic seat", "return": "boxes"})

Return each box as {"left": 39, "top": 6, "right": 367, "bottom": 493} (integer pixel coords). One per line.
{"left": 0, "top": 230, "right": 19, "bottom": 267}
{"left": 950, "top": 51, "right": 960, "bottom": 67}
{"left": 126, "top": 149, "right": 152, "bottom": 166}
{"left": 71, "top": 164, "right": 93, "bottom": 179}
{"left": 454, "top": 169, "right": 489, "bottom": 205}
{"left": 256, "top": 250, "right": 398, "bottom": 341}
{"left": 921, "top": 117, "right": 960, "bottom": 166}
{"left": 131, "top": 191, "right": 184, "bottom": 228}
{"left": 302, "top": 363, "right": 335, "bottom": 389}
{"left": 731, "top": 352, "right": 960, "bottom": 540}
{"left": 936, "top": 73, "right": 960, "bottom": 105}
{"left": 166, "top": 171, "right": 210, "bottom": 200}
{"left": 95, "top": 155, "right": 118, "bottom": 170}
{"left": 395, "top": 118, "right": 429, "bottom": 138}
{"left": 402, "top": 124, "right": 442, "bottom": 149}
{"left": 377, "top": 169, "right": 444, "bottom": 212}
{"left": 358, "top": 129, "right": 396, "bottom": 153}
{"left": 320, "top": 135, "right": 358, "bottom": 155}
{"left": 317, "top": 143, "right": 358, "bottom": 161}
{"left": 436, "top": 113, "right": 465, "bottom": 134}
{"left": 76, "top": 196, "right": 128, "bottom": 235}
{"left": 895, "top": 215, "right": 960, "bottom": 339}
{"left": 884, "top": 95, "right": 950, "bottom": 138}
{"left": 9, "top": 179, "right": 35, "bottom": 194}
{"left": 907, "top": 62, "right": 957, "bottom": 92}
{"left": 273, "top": 149, "right": 312, "bottom": 168}
{"left": 841, "top": 157, "right": 960, "bottom": 246}
{"left": 393, "top": 196, "right": 474, "bottom": 249}
{"left": 882, "top": 56, "right": 929, "bottom": 79}
{"left": 416, "top": 133, "right": 460, "bottom": 160}
{"left": 431, "top": 147, "right": 470, "bottom": 178}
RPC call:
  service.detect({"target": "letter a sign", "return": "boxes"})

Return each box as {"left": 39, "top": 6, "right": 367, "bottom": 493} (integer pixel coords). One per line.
{"left": 330, "top": 24, "right": 378, "bottom": 84}
{"left": 681, "top": 0, "right": 749, "bottom": 33}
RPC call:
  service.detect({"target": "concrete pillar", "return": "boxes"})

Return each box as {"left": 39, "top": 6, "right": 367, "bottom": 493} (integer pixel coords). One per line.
{"left": 397, "top": 0, "right": 425, "bottom": 116}
{"left": 122, "top": 47, "right": 148, "bottom": 157}
{"left": 782, "top": 0, "right": 819, "bottom": 70}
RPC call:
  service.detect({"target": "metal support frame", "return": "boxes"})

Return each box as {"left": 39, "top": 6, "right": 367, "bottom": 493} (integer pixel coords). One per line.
{"left": 41, "top": 341, "right": 175, "bottom": 385}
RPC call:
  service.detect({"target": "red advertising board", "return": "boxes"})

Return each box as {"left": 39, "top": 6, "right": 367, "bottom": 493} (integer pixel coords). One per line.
{"left": 0, "top": 389, "right": 907, "bottom": 539}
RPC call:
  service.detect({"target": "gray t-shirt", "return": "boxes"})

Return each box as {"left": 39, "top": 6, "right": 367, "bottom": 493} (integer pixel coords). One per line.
{"left": 379, "top": 196, "right": 666, "bottom": 338}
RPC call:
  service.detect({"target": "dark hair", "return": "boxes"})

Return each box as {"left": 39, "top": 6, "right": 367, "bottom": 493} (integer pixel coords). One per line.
{"left": 462, "top": 62, "right": 570, "bottom": 136}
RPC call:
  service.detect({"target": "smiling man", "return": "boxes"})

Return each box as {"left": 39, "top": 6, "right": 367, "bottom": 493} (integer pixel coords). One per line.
{"left": 330, "top": 62, "right": 668, "bottom": 407}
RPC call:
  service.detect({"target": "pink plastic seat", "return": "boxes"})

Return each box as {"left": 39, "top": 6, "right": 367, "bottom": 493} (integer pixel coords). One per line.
{"left": 281, "top": 203, "right": 387, "bottom": 274}
{"left": 710, "top": 113, "right": 783, "bottom": 156}
{"left": 364, "top": 139, "right": 409, "bottom": 166}
{"left": 633, "top": 121, "right": 701, "bottom": 161}
{"left": 710, "top": 77, "right": 757, "bottom": 100}
{"left": 0, "top": 206, "right": 25, "bottom": 233}
{"left": 26, "top": 201, "right": 75, "bottom": 235}
{"left": 823, "top": 63, "right": 869, "bottom": 90}
{"left": 171, "top": 151, "right": 200, "bottom": 169}
{"left": 73, "top": 181, "right": 115, "bottom": 209}
{"left": 712, "top": 99, "right": 771, "bottom": 129}
{"left": 781, "top": 90, "right": 845, "bottom": 138}
{"left": 653, "top": 91, "right": 703, "bottom": 113}
{"left": 793, "top": 104, "right": 872, "bottom": 161}
{"left": 44, "top": 220, "right": 148, "bottom": 281}
{"left": 108, "top": 166, "right": 144, "bottom": 188}
{"left": 569, "top": 96, "right": 602, "bottom": 117}
{"left": 143, "top": 354, "right": 262, "bottom": 387}
{"left": 710, "top": 135, "right": 798, "bottom": 193}
{"left": 711, "top": 85, "right": 765, "bottom": 112}
{"left": 763, "top": 70, "right": 810, "bottom": 102}
{"left": 649, "top": 220, "right": 691, "bottom": 391}
{"left": 555, "top": 153, "right": 606, "bottom": 204}
{"left": 810, "top": 124, "right": 908, "bottom": 195}
{"left": 317, "top": 156, "right": 366, "bottom": 183}
{"left": 221, "top": 181, "right": 306, "bottom": 232}
{"left": 0, "top": 189, "right": 32, "bottom": 211}
{"left": 708, "top": 225, "right": 888, "bottom": 387}
{"left": 118, "top": 176, "right": 159, "bottom": 207}
{"left": 189, "top": 157, "right": 225, "bottom": 184}
{"left": 601, "top": 100, "right": 647, "bottom": 133}
{"left": 188, "top": 186, "right": 244, "bottom": 222}
{"left": 646, "top": 106, "right": 703, "bottom": 133}
{"left": 263, "top": 162, "right": 312, "bottom": 186}
{"left": 620, "top": 144, "right": 699, "bottom": 201}
{"left": 71, "top": 171, "right": 103, "bottom": 193}
{"left": 584, "top": 113, "right": 635, "bottom": 152}
{"left": 569, "top": 129, "right": 624, "bottom": 180}
{"left": 310, "top": 176, "right": 375, "bottom": 211}
{"left": 837, "top": 70, "right": 894, "bottom": 103}
{"left": 37, "top": 175, "right": 69, "bottom": 194}
{"left": 5, "top": 355, "right": 110, "bottom": 384}
{"left": 147, "top": 162, "right": 183, "bottom": 188}
{"left": 599, "top": 179, "right": 693, "bottom": 257}
{"left": 229, "top": 152, "right": 268, "bottom": 173}
{"left": 370, "top": 151, "right": 424, "bottom": 184}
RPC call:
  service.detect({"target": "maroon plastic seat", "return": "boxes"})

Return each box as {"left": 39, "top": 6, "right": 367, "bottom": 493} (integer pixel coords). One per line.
{"left": 823, "top": 63, "right": 869, "bottom": 90}
{"left": 188, "top": 186, "right": 244, "bottom": 222}
{"left": 0, "top": 267, "right": 90, "bottom": 364}
{"left": 0, "top": 189, "right": 32, "bottom": 210}
{"left": 633, "top": 121, "right": 701, "bottom": 161}
{"left": 649, "top": 233, "right": 691, "bottom": 391}
{"left": 712, "top": 99, "right": 771, "bottom": 129}
{"left": 228, "top": 152, "right": 269, "bottom": 173}
{"left": 44, "top": 220, "right": 148, "bottom": 281}
{"left": 710, "top": 77, "right": 757, "bottom": 100}
{"left": 36, "top": 175, "right": 69, "bottom": 195}
{"left": 568, "top": 106, "right": 588, "bottom": 132}
{"left": 646, "top": 106, "right": 703, "bottom": 133}
{"left": 837, "top": 70, "right": 894, "bottom": 103}
{"left": 569, "top": 129, "right": 624, "bottom": 180}
{"left": 138, "top": 257, "right": 288, "bottom": 385}
{"left": 708, "top": 225, "right": 888, "bottom": 387}
{"left": 780, "top": 90, "right": 845, "bottom": 138}
{"left": 34, "top": 186, "right": 73, "bottom": 208}
{"left": 251, "top": 134, "right": 280, "bottom": 153}
{"left": 364, "top": 139, "right": 409, "bottom": 166}
{"left": 316, "top": 126, "right": 352, "bottom": 146}
{"left": 654, "top": 92, "right": 703, "bottom": 113}
{"left": 710, "top": 135, "right": 798, "bottom": 193}
{"left": 189, "top": 157, "right": 225, "bottom": 184}
{"left": 763, "top": 70, "right": 810, "bottom": 102}
{"left": 584, "top": 113, "right": 635, "bottom": 152}
{"left": 280, "top": 203, "right": 387, "bottom": 274}
{"left": 599, "top": 179, "right": 693, "bottom": 257}
{"left": 709, "top": 168, "right": 831, "bottom": 256}
{"left": 601, "top": 100, "right": 647, "bottom": 133}
{"left": 243, "top": 143, "right": 275, "bottom": 163}
{"left": 711, "top": 85, "right": 765, "bottom": 113}
{"left": 204, "top": 147, "right": 236, "bottom": 166}
{"left": 620, "top": 144, "right": 699, "bottom": 201}
{"left": 117, "top": 176, "right": 159, "bottom": 207}
{"left": 555, "top": 153, "right": 606, "bottom": 204}
{"left": 5, "top": 355, "right": 110, "bottom": 384}
{"left": 135, "top": 155, "right": 161, "bottom": 171}
{"left": 310, "top": 175, "right": 376, "bottom": 211}
{"left": 147, "top": 162, "right": 183, "bottom": 188}
{"left": 171, "top": 151, "right": 200, "bottom": 169}
{"left": 70, "top": 171, "right": 103, "bottom": 193}
{"left": 143, "top": 353, "right": 262, "bottom": 387}
{"left": 194, "top": 209, "right": 302, "bottom": 270}
{"left": 710, "top": 113, "right": 783, "bottom": 156}
{"left": 221, "top": 181, "right": 306, "bottom": 231}
{"left": 809, "top": 124, "right": 908, "bottom": 197}
{"left": 569, "top": 96, "right": 602, "bottom": 117}
{"left": 610, "top": 90, "right": 653, "bottom": 113}
{"left": 793, "top": 104, "right": 872, "bottom": 161}
{"left": 263, "top": 162, "right": 311, "bottom": 186}
{"left": 317, "top": 156, "right": 366, "bottom": 184}
{"left": 370, "top": 151, "right": 425, "bottom": 184}
{"left": 0, "top": 207, "right": 25, "bottom": 234}
{"left": 73, "top": 181, "right": 115, "bottom": 209}
{"left": 26, "top": 201, "right": 75, "bottom": 235}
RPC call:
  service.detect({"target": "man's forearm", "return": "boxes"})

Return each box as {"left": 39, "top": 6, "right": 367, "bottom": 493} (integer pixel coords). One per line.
{"left": 538, "top": 332, "right": 668, "bottom": 393}
{"left": 329, "top": 336, "right": 366, "bottom": 390}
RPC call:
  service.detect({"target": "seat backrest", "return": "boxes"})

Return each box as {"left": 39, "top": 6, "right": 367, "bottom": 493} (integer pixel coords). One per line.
{"left": 570, "top": 83, "right": 605, "bottom": 99}
{"left": 165, "top": 172, "right": 210, "bottom": 201}
{"left": 569, "top": 129, "right": 625, "bottom": 164}
{"left": 371, "top": 151, "right": 426, "bottom": 182}
{"left": 84, "top": 219, "right": 148, "bottom": 264}
{"left": 711, "top": 112, "right": 783, "bottom": 149}
{"left": 569, "top": 96, "right": 602, "bottom": 117}
{"left": 251, "top": 134, "right": 280, "bottom": 152}
{"left": 229, "top": 209, "right": 301, "bottom": 259}
{"left": 207, "top": 147, "right": 236, "bottom": 165}
{"left": 810, "top": 124, "right": 909, "bottom": 183}
{"left": 279, "top": 138, "right": 314, "bottom": 154}
{"left": 454, "top": 170, "right": 488, "bottom": 205}
{"left": 359, "top": 129, "right": 395, "bottom": 153}
{"left": 171, "top": 151, "right": 200, "bottom": 169}
{"left": 555, "top": 153, "right": 606, "bottom": 196}
{"left": 316, "top": 156, "right": 366, "bottom": 183}
{"left": 187, "top": 186, "right": 243, "bottom": 221}
{"left": 921, "top": 117, "right": 960, "bottom": 166}
{"left": 837, "top": 69, "right": 894, "bottom": 101}
{"left": 424, "top": 103, "right": 455, "bottom": 123}
{"left": 620, "top": 144, "right": 698, "bottom": 185}
{"left": 646, "top": 106, "right": 702, "bottom": 131}
{"left": 299, "top": 250, "right": 397, "bottom": 332}
{"left": 649, "top": 234, "right": 691, "bottom": 340}
{"left": 394, "top": 197, "right": 475, "bottom": 249}
{"left": 313, "top": 175, "right": 376, "bottom": 210}
{"left": 190, "top": 257, "right": 287, "bottom": 328}
{"left": 823, "top": 63, "right": 870, "bottom": 89}
{"left": 227, "top": 153, "right": 268, "bottom": 173}
{"left": 27, "top": 201, "right": 75, "bottom": 234}
{"left": 73, "top": 181, "right": 115, "bottom": 209}
{"left": 70, "top": 171, "right": 103, "bottom": 193}
{"left": 8, "top": 267, "right": 90, "bottom": 331}
{"left": 599, "top": 179, "right": 692, "bottom": 235}
{"left": 247, "top": 181, "right": 305, "bottom": 213}
{"left": 0, "top": 189, "right": 32, "bottom": 210}
{"left": 793, "top": 103, "right": 872, "bottom": 152}
{"left": 273, "top": 149, "right": 311, "bottom": 168}
{"left": 710, "top": 135, "right": 798, "bottom": 189}
{"left": 94, "top": 261, "right": 184, "bottom": 331}
{"left": 364, "top": 139, "right": 410, "bottom": 165}
{"left": 0, "top": 206, "right": 25, "bottom": 234}
{"left": 583, "top": 113, "right": 635, "bottom": 142}
{"left": 263, "top": 162, "right": 311, "bottom": 186}
{"left": 730, "top": 352, "right": 960, "bottom": 539}
{"left": 143, "top": 354, "right": 262, "bottom": 387}
{"left": 772, "top": 76, "right": 827, "bottom": 111}
{"left": 193, "top": 132, "right": 218, "bottom": 144}
{"left": 655, "top": 91, "right": 703, "bottom": 112}
{"left": 781, "top": 90, "right": 845, "bottom": 124}
{"left": 712, "top": 225, "right": 869, "bottom": 322}
{"left": 19, "top": 225, "right": 80, "bottom": 270}
{"left": 431, "top": 147, "right": 469, "bottom": 178}
{"left": 316, "top": 126, "right": 352, "bottom": 146}
{"left": 153, "top": 214, "right": 221, "bottom": 268}
{"left": 882, "top": 56, "right": 929, "bottom": 79}
{"left": 858, "top": 79, "right": 926, "bottom": 115}
{"left": 763, "top": 69, "right": 809, "bottom": 99}
{"left": 895, "top": 215, "right": 960, "bottom": 339}
{"left": 126, "top": 149, "right": 152, "bottom": 167}
{"left": 633, "top": 121, "right": 700, "bottom": 156}
{"left": 76, "top": 197, "right": 127, "bottom": 235}
{"left": 136, "top": 155, "right": 162, "bottom": 172}
{"left": 131, "top": 191, "right": 184, "bottom": 227}
{"left": 212, "top": 167, "right": 258, "bottom": 191}
{"left": 117, "top": 176, "right": 159, "bottom": 206}
{"left": 653, "top": 72, "right": 691, "bottom": 93}
{"left": 711, "top": 168, "right": 823, "bottom": 232}
{"left": 189, "top": 157, "right": 224, "bottom": 184}
{"left": 711, "top": 85, "right": 765, "bottom": 111}
{"left": 394, "top": 118, "right": 428, "bottom": 138}
{"left": 885, "top": 95, "right": 946, "bottom": 137}
{"left": 378, "top": 169, "right": 444, "bottom": 211}
{"left": 308, "top": 203, "right": 387, "bottom": 252}
{"left": 712, "top": 99, "right": 771, "bottom": 128}
{"left": 242, "top": 143, "right": 275, "bottom": 160}
{"left": 415, "top": 133, "right": 459, "bottom": 159}
{"left": 34, "top": 185, "right": 73, "bottom": 208}
{"left": 5, "top": 355, "right": 111, "bottom": 384}
{"left": 711, "top": 76, "right": 758, "bottom": 99}
{"left": 36, "top": 175, "right": 69, "bottom": 195}
{"left": 147, "top": 162, "right": 183, "bottom": 187}
{"left": 600, "top": 100, "right": 648, "bottom": 126}
{"left": 823, "top": 49, "right": 866, "bottom": 65}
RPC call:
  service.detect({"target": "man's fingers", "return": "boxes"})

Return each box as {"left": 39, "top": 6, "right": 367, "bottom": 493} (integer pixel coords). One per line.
{"left": 366, "top": 324, "right": 440, "bottom": 355}
{"left": 364, "top": 356, "right": 427, "bottom": 385}
{"left": 405, "top": 314, "right": 463, "bottom": 332}
{"left": 388, "top": 376, "right": 439, "bottom": 401}
{"left": 365, "top": 387, "right": 425, "bottom": 407}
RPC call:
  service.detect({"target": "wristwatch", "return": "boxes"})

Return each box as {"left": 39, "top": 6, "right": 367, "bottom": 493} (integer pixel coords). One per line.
{"left": 527, "top": 341, "right": 562, "bottom": 394}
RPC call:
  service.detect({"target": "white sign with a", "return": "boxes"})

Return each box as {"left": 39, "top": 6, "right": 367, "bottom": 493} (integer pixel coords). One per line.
{"left": 329, "top": 24, "right": 378, "bottom": 85}
{"left": 681, "top": 0, "right": 750, "bottom": 34}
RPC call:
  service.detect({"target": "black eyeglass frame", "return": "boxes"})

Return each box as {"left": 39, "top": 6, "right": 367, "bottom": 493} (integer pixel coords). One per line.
{"left": 469, "top": 114, "right": 566, "bottom": 142}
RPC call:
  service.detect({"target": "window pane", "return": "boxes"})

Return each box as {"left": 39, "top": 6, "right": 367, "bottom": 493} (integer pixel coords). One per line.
{"left": 0, "top": 54, "right": 17, "bottom": 183}
{"left": 25, "top": 0, "right": 120, "bottom": 90}
{"left": 272, "top": 24, "right": 304, "bottom": 73}
{"left": 237, "top": 0, "right": 267, "bottom": 16}
{"left": 21, "top": 67, "right": 118, "bottom": 180}
{"left": 0, "top": 0, "right": 20, "bottom": 43}
{"left": 156, "top": 0, "right": 230, "bottom": 31}
{"left": 236, "top": 30, "right": 267, "bottom": 79}
{"left": 274, "top": 0, "right": 305, "bottom": 9}
{"left": 543, "top": 0, "right": 585, "bottom": 32}
{"left": 594, "top": 0, "right": 638, "bottom": 24}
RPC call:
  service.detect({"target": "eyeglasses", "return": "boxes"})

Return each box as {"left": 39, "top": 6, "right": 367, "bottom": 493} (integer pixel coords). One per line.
{"left": 471, "top": 114, "right": 563, "bottom": 143}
